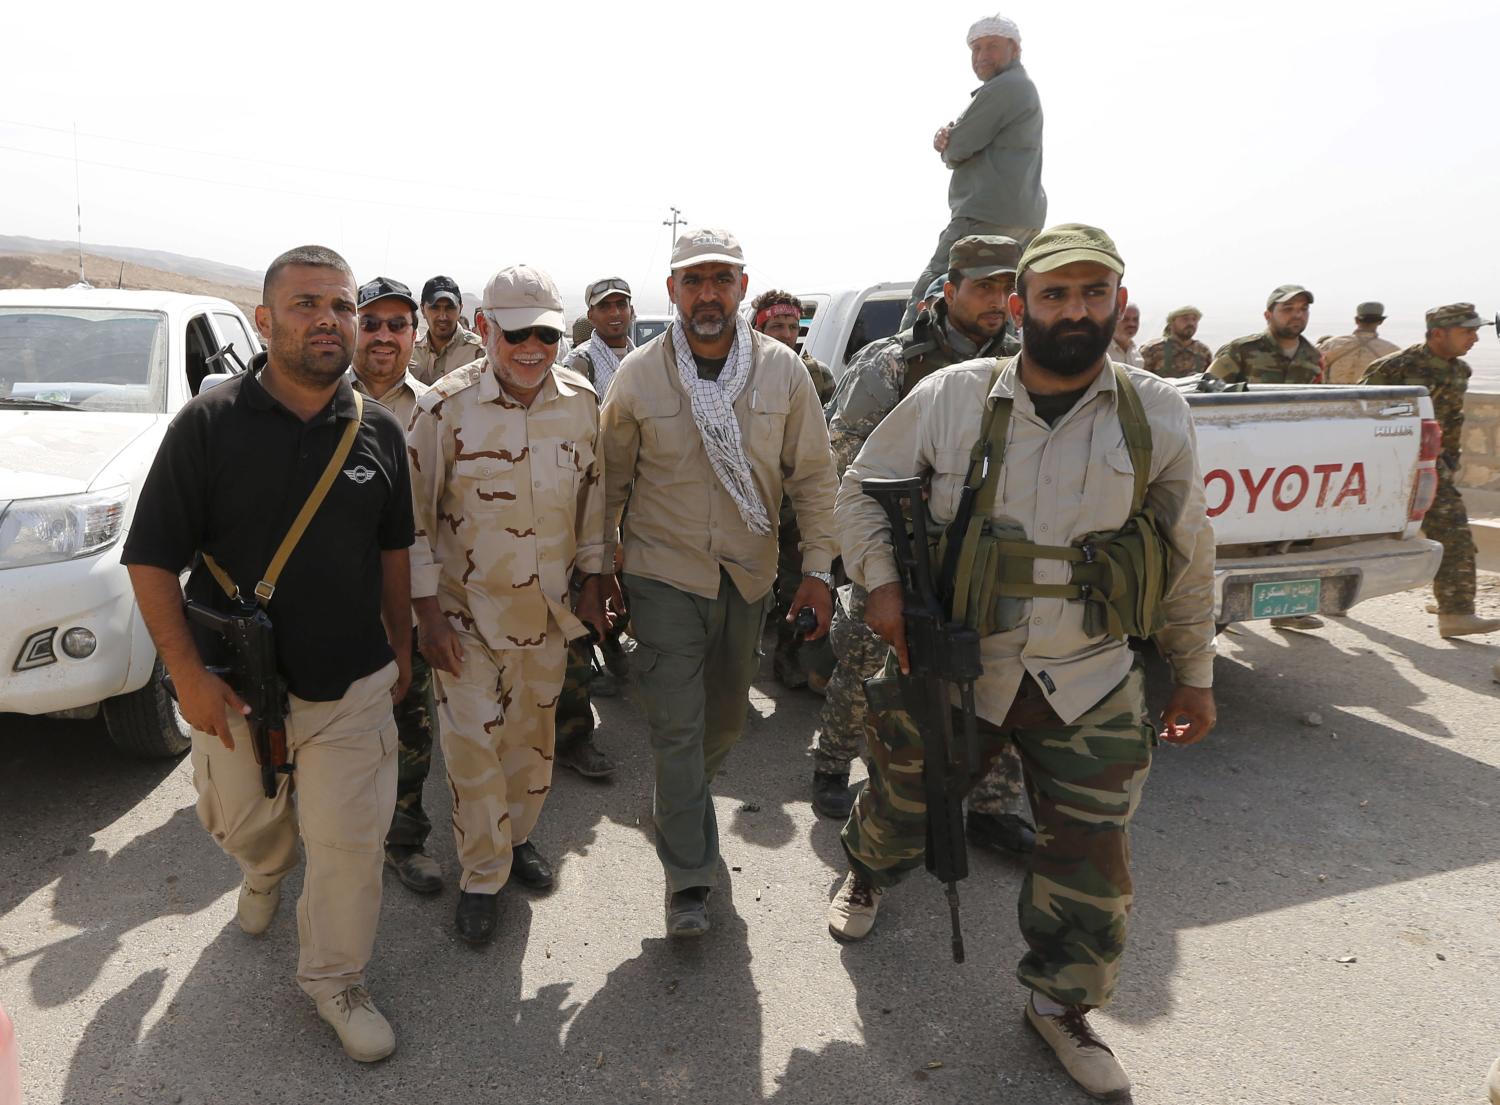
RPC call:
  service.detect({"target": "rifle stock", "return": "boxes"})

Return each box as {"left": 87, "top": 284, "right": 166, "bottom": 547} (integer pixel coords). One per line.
{"left": 860, "top": 477, "right": 983, "bottom": 963}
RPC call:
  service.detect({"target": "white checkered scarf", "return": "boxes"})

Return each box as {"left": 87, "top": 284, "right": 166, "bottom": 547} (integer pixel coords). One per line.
{"left": 670, "top": 316, "right": 770, "bottom": 536}
{"left": 585, "top": 330, "right": 632, "bottom": 396}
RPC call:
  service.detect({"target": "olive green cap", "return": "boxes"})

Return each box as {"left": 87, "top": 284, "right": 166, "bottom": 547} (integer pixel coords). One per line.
{"left": 948, "top": 235, "right": 1020, "bottom": 278}
{"left": 1266, "top": 284, "right": 1314, "bottom": 309}
{"left": 1016, "top": 224, "right": 1124, "bottom": 279}
{"left": 1166, "top": 305, "right": 1202, "bottom": 322}
{"left": 1355, "top": 301, "right": 1386, "bottom": 319}
{"left": 1425, "top": 302, "right": 1486, "bottom": 329}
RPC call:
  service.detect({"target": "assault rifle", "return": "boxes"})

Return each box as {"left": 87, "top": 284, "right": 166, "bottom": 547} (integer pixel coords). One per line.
{"left": 860, "top": 476, "right": 984, "bottom": 963}
{"left": 176, "top": 598, "right": 291, "bottom": 799}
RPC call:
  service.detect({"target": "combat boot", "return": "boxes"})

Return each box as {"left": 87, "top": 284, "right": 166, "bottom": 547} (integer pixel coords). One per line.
{"left": 667, "top": 886, "right": 711, "bottom": 937}
{"left": 557, "top": 737, "right": 616, "bottom": 779}
{"left": 967, "top": 810, "right": 1036, "bottom": 855}
{"left": 316, "top": 984, "right": 395, "bottom": 1063}
{"left": 1438, "top": 613, "right": 1500, "bottom": 638}
{"left": 385, "top": 845, "right": 442, "bottom": 895}
{"left": 1024, "top": 995, "right": 1131, "bottom": 1101}
{"left": 811, "top": 771, "right": 854, "bottom": 820}
{"left": 827, "top": 871, "right": 881, "bottom": 941}
{"left": 455, "top": 891, "right": 500, "bottom": 945}
{"left": 236, "top": 881, "right": 280, "bottom": 936}
{"left": 510, "top": 841, "right": 555, "bottom": 891}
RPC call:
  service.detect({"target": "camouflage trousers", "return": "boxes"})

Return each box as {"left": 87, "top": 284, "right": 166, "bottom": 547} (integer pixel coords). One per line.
{"left": 386, "top": 629, "right": 436, "bottom": 849}
{"left": 771, "top": 496, "right": 806, "bottom": 679}
{"left": 1424, "top": 473, "right": 1478, "bottom": 615}
{"left": 815, "top": 585, "right": 1028, "bottom": 818}
{"left": 555, "top": 639, "right": 595, "bottom": 754}
{"left": 435, "top": 625, "right": 567, "bottom": 895}
{"left": 842, "top": 659, "right": 1155, "bottom": 1010}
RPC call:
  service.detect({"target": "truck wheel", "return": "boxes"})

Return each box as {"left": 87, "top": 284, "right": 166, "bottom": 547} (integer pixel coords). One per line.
{"left": 101, "top": 658, "right": 191, "bottom": 759}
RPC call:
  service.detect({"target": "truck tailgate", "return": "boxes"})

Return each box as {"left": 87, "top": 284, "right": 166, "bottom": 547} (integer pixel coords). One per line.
{"left": 1186, "top": 385, "right": 1432, "bottom": 545}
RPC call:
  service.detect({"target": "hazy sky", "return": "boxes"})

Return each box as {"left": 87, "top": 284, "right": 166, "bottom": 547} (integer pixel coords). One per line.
{"left": 3, "top": 0, "right": 1497, "bottom": 361}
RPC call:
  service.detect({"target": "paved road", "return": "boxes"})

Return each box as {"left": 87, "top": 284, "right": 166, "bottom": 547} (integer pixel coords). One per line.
{"left": 3, "top": 583, "right": 1499, "bottom": 1105}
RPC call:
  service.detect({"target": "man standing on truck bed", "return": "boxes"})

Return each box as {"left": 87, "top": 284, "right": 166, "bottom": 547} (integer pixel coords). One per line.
{"left": 1318, "top": 301, "right": 1398, "bottom": 385}
{"left": 829, "top": 224, "right": 1217, "bottom": 1101}
{"left": 814, "top": 236, "right": 1034, "bottom": 849}
{"left": 122, "top": 245, "right": 415, "bottom": 1063}
{"left": 349, "top": 276, "right": 446, "bottom": 897}
{"left": 899, "top": 14, "right": 1045, "bottom": 329}
{"left": 1363, "top": 303, "right": 1500, "bottom": 639}
{"left": 410, "top": 275, "right": 484, "bottom": 386}
{"left": 1140, "top": 306, "right": 1213, "bottom": 378}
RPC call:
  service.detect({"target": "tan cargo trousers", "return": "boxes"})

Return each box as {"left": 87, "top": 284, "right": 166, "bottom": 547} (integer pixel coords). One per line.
{"left": 189, "top": 661, "right": 399, "bottom": 1002}
{"left": 436, "top": 624, "right": 568, "bottom": 894}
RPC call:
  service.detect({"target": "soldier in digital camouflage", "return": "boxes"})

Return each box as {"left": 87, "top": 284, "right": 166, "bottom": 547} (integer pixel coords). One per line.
{"left": 815, "top": 235, "right": 1034, "bottom": 847}
{"left": 829, "top": 224, "right": 1217, "bottom": 1100}
{"left": 751, "top": 289, "right": 835, "bottom": 690}
{"left": 1318, "top": 300, "right": 1398, "bottom": 385}
{"left": 1139, "top": 305, "right": 1213, "bottom": 378}
{"left": 1363, "top": 302, "right": 1500, "bottom": 638}
{"left": 407, "top": 264, "right": 609, "bottom": 946}
{"left": 1207, "top": 284, "right": 1325, "bottom": 386}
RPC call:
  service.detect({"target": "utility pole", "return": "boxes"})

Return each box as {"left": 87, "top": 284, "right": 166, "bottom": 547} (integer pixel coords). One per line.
{"left": 73, "top": 122, "right": 85, "bottom": 285}
{"left": 663, "top": 205, "right": 685, "bottom": 244}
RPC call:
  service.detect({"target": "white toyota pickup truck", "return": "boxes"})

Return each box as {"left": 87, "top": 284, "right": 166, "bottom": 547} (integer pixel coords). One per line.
{"left": 797, "top": 282, "right": 1443, "bottom": 624}
{"left": 0, "top": 287, "right": 261, "bottom": 756}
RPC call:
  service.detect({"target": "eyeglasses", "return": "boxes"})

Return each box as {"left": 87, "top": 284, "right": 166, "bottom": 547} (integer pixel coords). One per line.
{"left": 501, "top": 326, "right": 562, "bottom": 345}
{"left": 359, "top": 316, "right": 412, "bottom": 334}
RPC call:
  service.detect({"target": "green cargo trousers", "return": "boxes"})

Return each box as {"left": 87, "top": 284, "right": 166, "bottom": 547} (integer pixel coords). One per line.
{"left": 842, "top": 659, "right": 1154, "bottom": 1009}
{"left": 626, "top": 570, "right": 770, "bottom": 893}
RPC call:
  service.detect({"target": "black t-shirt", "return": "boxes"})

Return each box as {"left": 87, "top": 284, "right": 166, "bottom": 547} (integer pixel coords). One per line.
{"left": 122, "top": 359, "right": 414, "bottom": 701}
{"left": 1027, "top": 384, "right": 1090, "bottom": 427}
{"left": 694, "top": 353, "right": 728, "bottom": 381}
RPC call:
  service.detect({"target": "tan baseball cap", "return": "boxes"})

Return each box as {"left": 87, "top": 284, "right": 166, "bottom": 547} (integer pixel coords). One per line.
{"left": 1016, "top": 224, "right": 1124, "bottom": 280}
{"left": 585, "top": 277, "right": 632, "bottom": 307}
{"left": 670, "top": 227, "right": 745, "bottom": 270}
{"left": 1266, "top": 284, "right": 1314, "bottom": 309}
{"left": 481, "top": 265, "right": 565, "bottom": 331}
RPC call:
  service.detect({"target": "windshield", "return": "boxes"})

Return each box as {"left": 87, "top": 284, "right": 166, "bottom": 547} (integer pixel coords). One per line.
{"left": 0, "top": 307, "right": 169, "bottom": 413}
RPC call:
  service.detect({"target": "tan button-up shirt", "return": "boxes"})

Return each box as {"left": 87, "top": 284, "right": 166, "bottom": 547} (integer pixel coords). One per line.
{"left": 1317, "top": 331, "right": 1399, "bottom": 385}
{"left": 600, "top": 326, "right": 839, "bottom": 602}
{"left": 409, "top": 327, "right": 485, "bottom": 386}
{"left": 407, "top": 358, "right": 606, "bottom": 650}
{"left": 347, "top": 368, "right": 429, "bottom": 430}
{"left": 839, "top": 356, "right": 1216, "bottom": 725}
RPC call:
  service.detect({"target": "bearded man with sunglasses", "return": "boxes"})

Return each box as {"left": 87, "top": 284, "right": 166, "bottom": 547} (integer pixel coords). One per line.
{"left": 406, "top": 265, "right": 609, "bottom": 945}
{"left": 350, "top": 277, "right": 448, "bottom": 897}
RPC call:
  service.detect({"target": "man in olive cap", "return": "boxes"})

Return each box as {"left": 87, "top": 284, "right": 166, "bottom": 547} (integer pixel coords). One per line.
{"left": 1318, "top": 302, "right": 1399, "bottom": 385}
{"left": 1140, "top": 306, "right": 1213, "bottom": 378}
{"left": 816, "top": 235, "right": 1032, "bottom": 841}
{"left": 1208, "top": 285, "right": 1325, "bottom": 387}
{"left": 900, "top": 14, "right": 1046, "bottom": 328}
{"left": 830, "top": 223, "right": 1216, "bottom": 1101}
{"left": 1363, "top": 303, "right": 1500, "bottom": 638}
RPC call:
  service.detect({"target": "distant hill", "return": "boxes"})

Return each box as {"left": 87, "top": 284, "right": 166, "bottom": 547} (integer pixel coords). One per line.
{"left": 0, "top": 240, "right": 259, "bottom": 316}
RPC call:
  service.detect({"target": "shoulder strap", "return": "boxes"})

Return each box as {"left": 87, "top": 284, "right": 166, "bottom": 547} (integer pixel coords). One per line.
{"left": 1111, "top": 363, "right": 1152, "bottom": 513}
{"left": 203, "top": 391, "right": 365, "bottom": 605}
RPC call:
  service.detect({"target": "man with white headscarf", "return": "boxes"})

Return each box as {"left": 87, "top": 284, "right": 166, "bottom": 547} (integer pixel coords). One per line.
{"left": 599, "top": 228, "right": 839, "bottom": 938}
{"left": 900, "top": 14, "right": 1047, "bottom": 328}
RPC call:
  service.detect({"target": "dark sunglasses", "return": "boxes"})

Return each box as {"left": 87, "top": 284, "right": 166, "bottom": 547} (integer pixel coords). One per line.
{"left": 359, "top": 316, "right": 412, "bottom": 333}
{"left": 501, "top": 326, "right": 562, "bottom": 345}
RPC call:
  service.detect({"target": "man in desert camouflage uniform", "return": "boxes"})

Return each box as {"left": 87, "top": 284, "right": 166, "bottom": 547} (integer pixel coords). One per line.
{"left": 1140, "top": 306, "right": 1213, "bottom": 378}
{"left": 751, "top": 289, "right": 836, "bottom": 690}
{"left": 409, "top": 275, "right": 485, "bottom": 386}
{"left": 407, "top": 264, "right": 608, "bottom": 945}
{"left": 1207, "top": 284, "right": 1324, "bottom": 385}
{"left": 813, "top": 236, "right": 1033, "bottom": 850}
{"left": 1363, "top": 303, "right": 1500, "bottom": 639}
{"left": 1317, "top": 301, "right": 1399, "bottom": 385}
{"left": 350, "top": 276, "right": 444, "bottom": 896}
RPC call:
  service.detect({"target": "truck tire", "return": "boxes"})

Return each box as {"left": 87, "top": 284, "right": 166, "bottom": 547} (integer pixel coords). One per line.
{"left": 101, "top": 658, "right": 191, "bottom": 759}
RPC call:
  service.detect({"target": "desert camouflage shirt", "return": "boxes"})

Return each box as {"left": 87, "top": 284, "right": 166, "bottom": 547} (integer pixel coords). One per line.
{"left": 407, "top": 358, "right": 606, "bottom": 651}
{"left": 1317, "top": 331, "right": 1400, "bottom": 385}
{"left": 1207, "top": 331, "right": 1324, "bottom": 385}
{"left": 1362, "top": 342, "right": 1471, "bottom": 460}
{"left": 409, "top": 326, "right": 485, "bottom": 387}
{"left": 826, "top": 302, "right": 1017, "bottom": 475}
{"left": 1139, "top": 334, "right": 1213, "bottom": 379}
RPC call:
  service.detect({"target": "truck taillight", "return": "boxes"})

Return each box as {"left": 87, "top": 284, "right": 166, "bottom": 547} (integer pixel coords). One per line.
{"left": 1408, "top": 418, "right": 1442, "bottom": 521}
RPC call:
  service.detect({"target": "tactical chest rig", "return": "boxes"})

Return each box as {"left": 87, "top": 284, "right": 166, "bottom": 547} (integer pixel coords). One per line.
{"left": 937, "top": 363, "right": 1168, "bottom": 641}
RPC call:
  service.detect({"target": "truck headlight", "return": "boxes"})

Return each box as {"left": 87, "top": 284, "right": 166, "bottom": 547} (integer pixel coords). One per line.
{"left": 0, "top": 487, "right": 129, "bottom": 569}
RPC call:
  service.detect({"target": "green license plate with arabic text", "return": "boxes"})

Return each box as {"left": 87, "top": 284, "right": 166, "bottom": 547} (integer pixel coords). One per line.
{"left": 1251, "top": 578, "right": 1322, "bottom": 618}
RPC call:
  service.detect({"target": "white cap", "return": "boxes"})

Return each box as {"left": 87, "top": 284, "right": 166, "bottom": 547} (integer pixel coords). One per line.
{"left": 967, "top": 14, "right": 1020, "bottom": 46}
{"left": 670, "top": 227, "right": 745, "bottom": 270}
{"left": 481, "top": 264, "right": 565, "bottom": 331}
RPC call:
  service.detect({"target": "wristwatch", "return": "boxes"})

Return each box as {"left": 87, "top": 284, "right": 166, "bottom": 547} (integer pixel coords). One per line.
{"left": 806, "top": 571, "right": 834, "bottom": 590}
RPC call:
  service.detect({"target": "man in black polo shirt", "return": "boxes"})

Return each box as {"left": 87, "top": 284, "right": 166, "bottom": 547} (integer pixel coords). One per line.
{"left": 122, "top": 245, "right": 414, "bottom": 1064}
